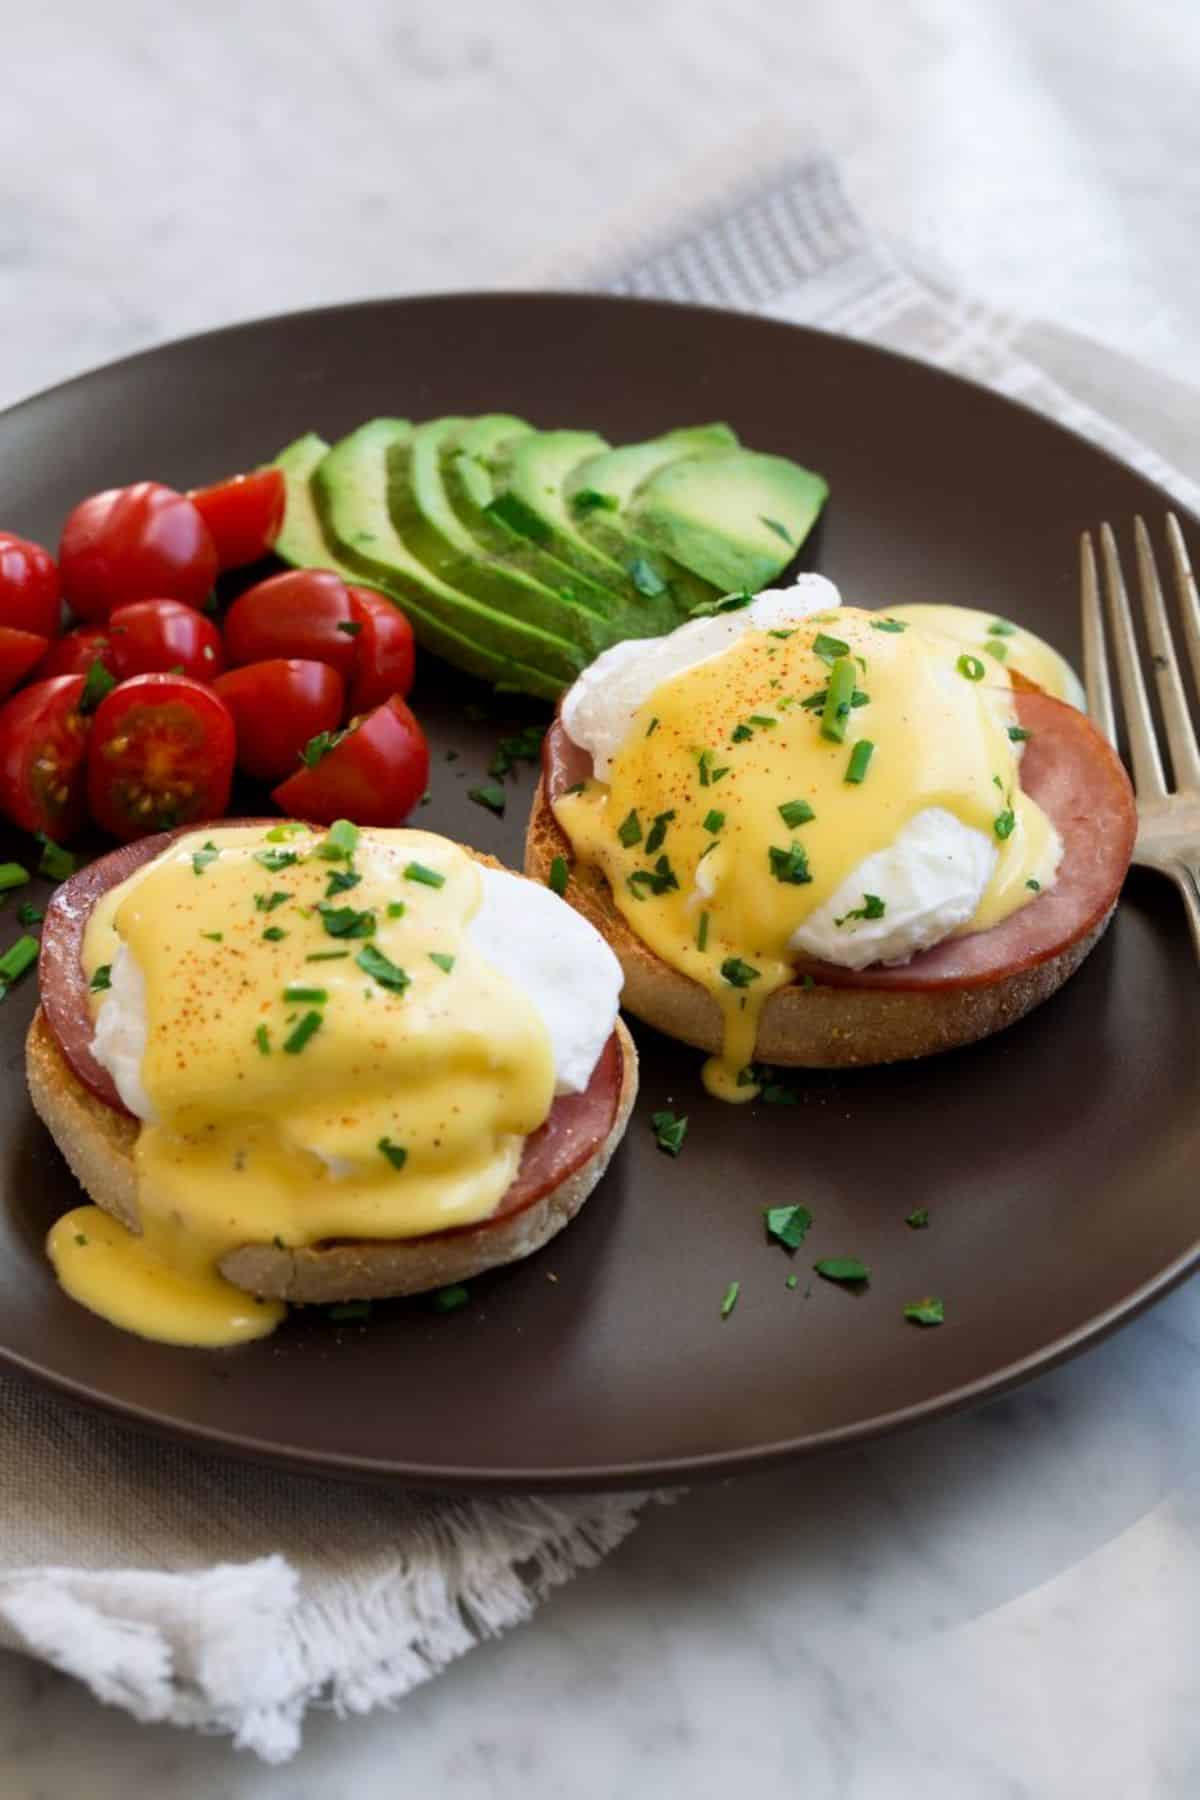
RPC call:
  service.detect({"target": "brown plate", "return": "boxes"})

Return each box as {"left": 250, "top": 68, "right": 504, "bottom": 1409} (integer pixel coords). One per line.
{"left": 0, "top": 293, "right": 1196, "bottom": 1492}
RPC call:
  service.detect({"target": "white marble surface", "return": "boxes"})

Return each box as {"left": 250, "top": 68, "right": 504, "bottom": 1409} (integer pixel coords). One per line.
{"left": 4, "top": 2, "right": 1200, "bottom": 1794}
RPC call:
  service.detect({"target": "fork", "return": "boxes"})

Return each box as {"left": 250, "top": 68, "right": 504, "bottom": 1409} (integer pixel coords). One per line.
{"left": 1080, "top": 514, "right": 1200, "bottom": 961}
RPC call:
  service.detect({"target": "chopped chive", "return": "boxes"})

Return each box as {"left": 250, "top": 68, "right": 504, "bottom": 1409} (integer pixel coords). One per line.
{"left": 386, "top": 901, "right": 406, "bottom": 918}
{"left": 625, "top": 854, "right": 679, "bottom": 898}
{"left": 356, "top": 943, "right": 410, "bottom": 991}
{"left": 378, "top": 1136, "right": 408, "bottom": 1171}
{"left": 255, "top": 1024, "right": 271, "bottom": 1055}
{"left": 747, "top": 714, "right": 777, "bottom": 729}
{"left": 777, "top": 798, "right": 815, "bottom": 828}
{"left": 786, "top": 1274, "right": 798, "bottom": 1290}
{"left": 432, "top": 1283, "right": 470, "bottom": 1312}
{"left": 548, "top": 855, "right": 569, "bottom": 897}
{"left": 282, "top": 1010, "right": 322, "bottom": 1054}
{"left": 644, "top": 810, "right": 675, "bottom": 854}
{"left": 720, "top": 956, "right": 760, "bottom": 989}
{"left": 306, "top": 949, "right": 349, "bottom": 961}
{"left": 35, "top": 834, "right": 76, "bottom": 881}
{"left": 265, "top": 822, "right": 310, "bottom": 841}
{"left": 820, "top": 657, "right": 858, "bottom": 742}
{"left": 768, "top": 628, "right": 795, "bottom": 640}
{"left": 300, "top": 727, "right": 346, "bottom": 768}
{"left": 1026, "top": 877, "right": 1041, "bottom": 892}
{"left": 336, "top": 618, "right": 363, "bottom": 636}
{"left": 0, "top": 935, "right": 38, "bottom": 986}
{"left": 768, "top": 843, "right": 812, "bottom": 885}
{"left": 263, "top": 926, "right": 287, "bottom": 942}
{"left": 645, "top": 716, "right": 660, "bottom": 737}
{"left": 720, "top": 1280, "right": 740, "bottom": 1319}
{"left": 488, "top": 725, "right": 544, "bottom": 779}
{"left": 191, "top": 841, "right": 220, "bottom": 875}
{"left": 764, "top": 1203, "right": 812, "bottom": 1251}
{"left": 905, "top": 1208, "right": 930, "bottom": 1228}
{"left": 994, "top": 808, "right": 1016, "bottom": 840}
{"left": 984, "top": 638, "right": 1009, "bottom": 662}
{"left": 89, "top": 963, "right": 112, "bottom": 992}
{"left": 255, "top": 889, "right": 291, "bottom": 912}
{"left": 325, "top": 869, "right": 361, "bottom": 897}
{"left": 16, "top": 902, "right": 42, "bottom": 926}
{"left": 404, "top": 861, "right": 445, "bottom": 889}
{"left": 429, "top": 952, "right": 455, "bottom": 974}
{"left": 1008, "top": 725, "right": 1032, "bottom": 743}
{"left": 254, "top": 847, "right": 299, "bottom": 872}
{"left": 469, "top": 783, "right": 507, "bottom": 816}
{"left": 731, "top": 722, "right": 754, "bottom": 743}
{"left": 904, "top": 1296, "right": 945, "bottom": 1326}
{"left": 318, "top": 902, "right": 376, "bottom": 938}
{"left": 702, "top": 809, "right": 725, "bottom": 834}
{"left": 74, "top": 1232, "right": 88, "bottom": 1247}
{"left": 283, "top": 984, "right": 328, "bottom": 1003}
{"left": 651, "top": 1109, "right": 688, "bottom": 1157}
{"left": 835, "top": 893, "right": 886, "bottom": 926}
{"left": 0, "top": 863, "right": 29, "bottom": 892}
{"left": 845, "top": 739, "right": 875, "bottom": 784}
{"left": 989, "top": 619, "right": 1016, "bottom": 636}
{"left": 870, "top": 618, "right": 907, "bottom": 633}
{"left": 801, "top": 686, "right": 870, "bottom": 713}
{"left": 814, "top": 1257, "right": 870, "bottom": 1286}
{"left": 696, "top": 911, "right": 710, "bottom": 951}
{"left": 957, "top": 653, "right": 985, "bottom": 681}
{"left": 688, "top": 590, "right": 754, "bottom": 619}
{"left": 316, "top": 819, "right": 359, "bottom": 862}
{"left": 200, "top": 930, "right": 223, "bottom": 943}
{"left": 617, "top": 809, "right": 642, "bottom": 848}
{"left": 812, "top": 631, "right": 850, "bottom": 665}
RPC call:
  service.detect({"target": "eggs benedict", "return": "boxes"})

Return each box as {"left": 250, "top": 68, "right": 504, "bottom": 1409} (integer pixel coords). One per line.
{"left": 30, "top": 821, "right": 636, "bottom": 1346}
{"left": 526, "top": 577, "right": 1135, "bottom": 1099}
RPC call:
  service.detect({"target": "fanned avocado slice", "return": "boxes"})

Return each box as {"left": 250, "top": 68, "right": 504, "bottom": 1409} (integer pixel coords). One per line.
{"left": 272, "top": 429, "right": 567, "bottom": 699}
{"left": 563, "top": 425, "right": 740, "bottom": 612}
{"left": 628, "top": 449, "right": 829, "bottom": 593}
{"left": 386, "top": 418, "right": 615, "bottom": 658}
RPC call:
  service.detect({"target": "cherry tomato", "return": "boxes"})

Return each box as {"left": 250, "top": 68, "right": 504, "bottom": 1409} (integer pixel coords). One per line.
{"left": 35, "top": 625, "right": 116, "bottom": 681}
{"left": 86, "top": 673, "right": 235, "bottom": 842}
{"left": 0, "top": 628, "right": 50, "bottom": 698}
{"left": 188, "top": 469, "right": 286, "bottom": 571}
{"left": 272, "top": 695, "right": 429, "bottom": 827}
{"left": 0, "top": 674, "right": 88, "bottom": 839}
{"left": 0, "top": 534, "right": 61, "bottom": 639}
{"left": 213, "top": 659, "right": 344, "bottom": 784}
{"left": 223, "top": 569, "right": 358, "bottom": 680}
{"left": 346, "top": 586, "right": 415, "bottom": 711}
{"left": 108, "top": 597, "right": 225, "bottom": 684}
{"left": 58, "top": 482, "right": 218, "bottom": 622}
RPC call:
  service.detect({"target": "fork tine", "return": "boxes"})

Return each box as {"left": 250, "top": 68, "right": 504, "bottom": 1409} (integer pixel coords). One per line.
{"left": 1133, "top": 518, "right": 1200, "bottom": 791}
{"left": 1099, "top": 523, "right": 1167, "bottom": 798}
{"left": 1079, "top": 532, "right": 1116, "bottom": 745}
{"left": 1165, "top": 513, "right": 1200, "bottom": 703}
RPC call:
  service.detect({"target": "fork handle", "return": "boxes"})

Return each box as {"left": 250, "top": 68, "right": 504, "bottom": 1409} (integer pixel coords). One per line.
{"left": 1171, "top": 865, "right": 1200, "bottom": 967}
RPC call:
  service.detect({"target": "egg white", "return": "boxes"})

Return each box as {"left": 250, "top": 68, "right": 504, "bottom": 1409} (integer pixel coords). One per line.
{"left": 92, "top": 866, "right": 623, "bottom": 1131}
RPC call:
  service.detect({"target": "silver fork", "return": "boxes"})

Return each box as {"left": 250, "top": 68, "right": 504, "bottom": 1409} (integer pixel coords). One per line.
{"left": 1080, "top": 514, "right": 1200, "bottom": 960}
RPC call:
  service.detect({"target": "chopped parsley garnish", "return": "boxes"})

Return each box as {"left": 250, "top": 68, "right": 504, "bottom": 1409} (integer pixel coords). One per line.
{"left": 404, "top": 861, "right": 445, "bottom": 889}
{"left": 777, "top": 798, "right": 815, "bottom": 828}
{"left": 696, "top": 911, "right": 710, "bottom": 951}
{"left": 0, "top": 934, "right": 38, "bottom": 987}
{"left": 764, "top": 1203, "right": 812, "bottom": 1250}
{"left": 254, "top": 847, "right": 299, "bottom": 873}
{"left": 988, "top": 619, "right": 1016, "bottom": 636}
{"left": 469, "top": 782, "right": 507, "bottom": 816}
{"left": 1008, "top": 725, "right": 1032, "bottom": 743}
{"left": 89, "top": 964, "right": 113, "bottom": 992}
{"left": 760, "top": 515, "right": 793, "bottom": 544}
{"left": 731, "top": 722, "right": 754, "bottom": 743}
{"left": 488, "top": 725, "right": 544, "bottom": 779}
{"left": 262, "top": 926, "right": 287, "bottom": 942}
{"left": 904, "top": 1296, "right": 945, "bottom": 1326}
{"left": 645, "top": 716, "right": 660, "bottom": 737}
{"left": 16, "top": 903, "right": 42, "bottom": 926}
{"left": 702, "top": 809, "right": 725, "bottom": 834}
{"left": 870, "top": 618, "right": 907, "bottom": 633}
{"left": 35, "top": 834, "right": 76, "bottom": 882}
{"left": 283, "top": 983, "right": 327, "bottom": 1003}
{"left": 993, "top": 807, "right": 1016, "bottom": 840}
{"left": 306, "top": 949, "right": 349, "bottom": 961}
{"left": 820, "top": 657, "right": 858, "bottom": 742}
{"left": 644, "top": 810, "right": 675, "bottom": 854}
{"left": 628, "top": 556, "right": 668, "bottom": 598}
{"left": 191, "top": 841, "right": 220, "bottom": 875}
{"left": 845, "top": 739, "right": 875, "bottom": 784}
{"left": 905, "top": 1208, "right": 930, "bottom": 1229}
{"left": 326, "top": 868, "right": 361, "bottom": 897}
{"left": 432, "top": 1283, "right": 470, "bottom": 1312}
{"left": 835, "top": 893, "right": 886, "bottom": 926}
{"left": 720, "top": 956, "right": 760, "bottom": 988}
{"left": 617, "top": 809, "right": 643, "bottom": 848}
{"left": 317, "top": 818, "right": 359, "bottom": 860}
{"left": 356, "top": 943, "right": 410, "bottom": 991}
{"left": 688, "top": 591, "right": 754, "bottom": 620}
{"left": 548, "top": 855, "right": 569, "bottom": 897}
{"left": 957, "top": 653, "right": 985, "bottom": 681}
{"left": 1026, "top": 877, "right": 1041, "bottom": 891}
{"left": 651, "top": 1109, "right": 688, "bottom": 1157}
{"left": 812, "top": 631, "right": 851, "bottom": 665}
{"left": 255, "top": 1025, "right": 271, "bottom": 1055}
{"left": 768, "top": 843, "right": 812, "bottom": 885}
{"left": 0, "top": 863, "right": 29, "bottom": 892}
{"left": 627, "top": 855, "right": 679, "bottom": 898}
{"left": 200, "top": 930, "right": 223, "bottom": 943}
{"left": 255, "top": 889, "right": 291, "bottom": 912}
{"left": 378, "top": 1136, "right": 408, "bottom": 1171}
{"left": 79, "top": 659, "right": 117, "bottom": 711}
{"left": 720, "top": 1280, "right": 740, "bottom": 1319}
{"left": 813, "top": 1257, "right": 870, "bottom": 1286}
{"left": 572, "top": 487, "right": 618, "bottom": 515}
{"left": 696, "top": 749, "right": 730, "bottom": 786}
{"left": 300, "top": 727, "right": 347, "bottom": 768}
{"left": 740, "top": 1063, "right": 799, "bottom": 1104}
{"left": 318, "top": 902, "right": 376, "bottom": 938}
{"left": 282, "top": 1010, "right": 322, "bottom": 1054}
{"left": 429, "top": 952, "right": 455, "bottom": 974}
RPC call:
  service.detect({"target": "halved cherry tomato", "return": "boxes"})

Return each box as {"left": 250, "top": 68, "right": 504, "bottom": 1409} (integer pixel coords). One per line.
{"left": 108, "top": 598, "right": 225, "bottom": 683}
{"left": 0, "top": 534, "right": 61, "bottom": 639}
{"left": 223, "top": 569, "right": 358, "bottom": 679}
{"left": 272, "top": 695, "right": 429, "bottom": 827}
{"left": 0, "top": 628, "right": 50, "bottom": 698}
{"left": 0, "top": 674, "right": 89, "bottom": 839}
{"left": 346, "top": 586, "right": 415, "bottom": 712}
{"left": 188, "top": 469, "right": 286, "bottom": 571}
{"left": 213, "top": 659, "right": 344, "bottom": 784}
{"left": 86, "top": 673, "right": 235, "bottom": 842}
{"left": 35, "top": 625, "right": 117, "bottom": 681}
{"left": 59, "top": 482, "right": 218, "bottom": 622}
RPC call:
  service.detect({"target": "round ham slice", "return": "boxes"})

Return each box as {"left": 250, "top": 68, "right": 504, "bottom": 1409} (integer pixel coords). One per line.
{"left": 544, "top": 690, "right": 1136, "bottom": 992}
{"left": 38, "top": 823, "right": 625, "bottom": 1226}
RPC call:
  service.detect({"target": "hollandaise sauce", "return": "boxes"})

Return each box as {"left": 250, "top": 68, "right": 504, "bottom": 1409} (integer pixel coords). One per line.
{"left": 48, "top": 825, "right": 555, "bottom": 1346}
{"left": 886, "top": 604, "right": 1087, "bottom": 710}
{"left": 555, "top": 606, "right": 1059, "bottom": 1100}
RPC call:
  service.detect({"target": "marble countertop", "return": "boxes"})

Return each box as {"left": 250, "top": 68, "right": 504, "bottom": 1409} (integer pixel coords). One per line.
{"left": 4, "top": 2, "right": 1200, "bottom": 1794}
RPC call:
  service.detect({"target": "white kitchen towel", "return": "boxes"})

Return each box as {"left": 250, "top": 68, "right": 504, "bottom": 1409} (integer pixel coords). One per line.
{"left": 2, "top": 136, "right": 1197, "bottom": 1765}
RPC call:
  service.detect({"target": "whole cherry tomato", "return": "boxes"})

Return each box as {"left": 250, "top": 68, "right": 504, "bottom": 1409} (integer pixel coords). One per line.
{"left": 58, "top": 482, "right": 218, "bottom": 622}
{"left": 223, "top": 569, "right": 358, "bottom": 679}
{"left": 0, "top": 533, "right": 61, "bottom": 639}
{"left": 188, "top": 469, "right": 286, "bottom": 571}
{"left": 108, "top": 598, "right": 225, "bottom": 683}
{"left": 346, "top": 587, "right": 415, "bottom": 712}
{"left": 0, "top": 674, "right": 89, "bottom": 839}
{"left": 0, "top": 628, "right": 50, "bottom": 699}
{"left": 213, "top": 659, "right": 344, "bottom": 784}
{"left": 35, "top": 625, "right": 116, "bottom": 681}
{"left": 86, "top": 673, "right": 235, "bottom": 841}
{"left": 272, "top": 695, "right": 429, "bottom": 827}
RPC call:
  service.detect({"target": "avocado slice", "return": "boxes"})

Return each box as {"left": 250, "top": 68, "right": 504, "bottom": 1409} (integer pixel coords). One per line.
{"left": 386, "top": 417, "right": 616, "bottom": 658}
{"left": 274, "top": 428, "right": 570, "bottom": 699}
{"left": 628, "top": 449, "right": 828, "bottom": 593}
